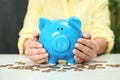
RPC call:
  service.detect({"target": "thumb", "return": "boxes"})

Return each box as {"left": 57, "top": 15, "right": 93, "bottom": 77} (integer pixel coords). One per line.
{"left": 82, "top": 32, "right": 91, "bottom": 39}
{"left": 32, "top": 31, "right": 39, "bottom": 41}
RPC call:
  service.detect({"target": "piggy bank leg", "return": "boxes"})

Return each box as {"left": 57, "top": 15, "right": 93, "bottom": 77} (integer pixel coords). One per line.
{"left": 67, "top": 58, "right": 75, "bottom": 65}
{"left": 48, "top": 57, "right": 58, "bottom": 65}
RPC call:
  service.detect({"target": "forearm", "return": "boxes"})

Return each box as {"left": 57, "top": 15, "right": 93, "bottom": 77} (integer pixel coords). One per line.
{"left": 94, "top": 37, "right": 107, "bottom": 55}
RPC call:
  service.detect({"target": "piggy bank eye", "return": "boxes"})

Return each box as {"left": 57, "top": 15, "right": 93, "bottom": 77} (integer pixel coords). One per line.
{"left": 61, "top": 28, "right": 63, "bottom": 30}
{"left": 57, "top": 28, "right": 59, "bottom": 31}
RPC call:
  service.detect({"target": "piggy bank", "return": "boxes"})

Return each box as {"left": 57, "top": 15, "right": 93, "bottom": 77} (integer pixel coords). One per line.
{"left": 38, "top": 16, "right": 82, "bottom": 65}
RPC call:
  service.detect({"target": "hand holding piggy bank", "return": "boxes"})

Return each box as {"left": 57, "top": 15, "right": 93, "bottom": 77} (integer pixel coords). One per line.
{"left": 38, "top": 16, "right": 82, "bottom": 65}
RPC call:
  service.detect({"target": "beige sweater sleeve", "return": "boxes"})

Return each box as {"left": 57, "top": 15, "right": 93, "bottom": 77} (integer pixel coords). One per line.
{"left": 18, "top": 0, "right": 42, "bottom": 54}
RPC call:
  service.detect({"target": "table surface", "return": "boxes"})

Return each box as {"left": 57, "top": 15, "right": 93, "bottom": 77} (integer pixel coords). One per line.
{"left": 0, "top": 54, "right": 120, "bottom": 80}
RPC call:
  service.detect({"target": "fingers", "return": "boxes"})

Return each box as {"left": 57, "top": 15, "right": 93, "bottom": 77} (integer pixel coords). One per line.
{"left": 36, "top": 58, "right": 48, "bottom": 64}
{"left": 32, "top": 31, "right": 39, "bottom": 38}
{"left": 77, "top": 38, "right": 94, "bottom": 48}
{"left": 77, "top": 38, "right": 98, "bottom": 57}
{"left": 24, "top": 46, "right": 48, "bottom": 64}
{"left": 74, "top": 56, "right": 83, "bottom": 63}
{"left": 23, "top": 33, "right": 49, "bottom": 64}
{"left": 32, "top": 53, "right": 48, "bottom": 60}
{"left": 82, "top": 32, "right": 91, "bottom": 39}
{"left": 24, "top": 39, "right": 43, "bottom": 48}
{"left": 32, "top": 31, "right": 39, "bottom": 41}
{"left": 25, "top": 48, "right": 46, "bottom": 56}
{"left": 73, "top": 34, "right": 98, "bottom": 63}
{"left": 75, "top": 42, "right": 91, "bottom": 54}
{"left": 73, "top": 49, "right": 91, "bottom": 62}
{"left": 28, "top": 53, "right": 49, "bottom": 64}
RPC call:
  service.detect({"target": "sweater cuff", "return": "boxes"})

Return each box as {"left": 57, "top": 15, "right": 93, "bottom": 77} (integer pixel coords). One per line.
{"left": 18, "top": 34, "right": 32, "bottom": 54}
{"left": 92, "top": 33, "right": 114, "bottom": 53}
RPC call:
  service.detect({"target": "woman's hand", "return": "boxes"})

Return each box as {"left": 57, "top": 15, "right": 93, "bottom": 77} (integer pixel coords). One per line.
{"left": 73, "top": 32, "right": 99, "bottom": 63}
{"left": 24, "top": 31, "right": 48, "bottom": 64}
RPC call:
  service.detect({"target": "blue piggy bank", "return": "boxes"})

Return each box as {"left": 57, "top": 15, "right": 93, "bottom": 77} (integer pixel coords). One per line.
{"left": 38, "top": 16, "right": 82, "bottom": 65}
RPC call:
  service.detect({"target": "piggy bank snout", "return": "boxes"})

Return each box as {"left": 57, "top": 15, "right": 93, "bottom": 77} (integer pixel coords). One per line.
{"left": 52, "top": 35, "right": 70, "bottom": 52}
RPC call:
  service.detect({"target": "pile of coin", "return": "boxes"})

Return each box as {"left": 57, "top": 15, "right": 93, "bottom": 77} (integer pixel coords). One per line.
{"left": 0, "top": 60, "right": 120, "bottom": 72}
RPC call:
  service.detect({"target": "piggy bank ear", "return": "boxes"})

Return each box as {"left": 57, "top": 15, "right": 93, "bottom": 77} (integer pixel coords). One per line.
{"left": 38, "top": 18, "right": 51, "bottom": 31}
{"left": 67, "top": 16, "right": 81, "bottom": 30}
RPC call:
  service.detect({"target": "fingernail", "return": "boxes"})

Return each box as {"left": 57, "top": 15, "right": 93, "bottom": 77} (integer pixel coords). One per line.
{"left": 75, "top": 43, "right": 78, "bottom": 47}
{"left": 42, "top": 49, "right": 46, "bottom": 52}
{"left": 33, "top": 31, "right": 39, "bottom": 37}
{"left": 83, "top": 34, "right": 88, "bottom": 37}
{"left": 77, "top": 38, "right": 82, "bottom": 42}
{"left": 79, "top": 60, "right": 83, "bottom": 63}
{"left": 46, "top": 53, "right": 49, "bottom": 57}
{"left": 72, "top": 49, "right": 76, "bottom": 53}
{"left": 83, "top": 33, "right": 91, "bottom": 39}
{"left": 39, "top": 44, "right": 43, "bottom": 47}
